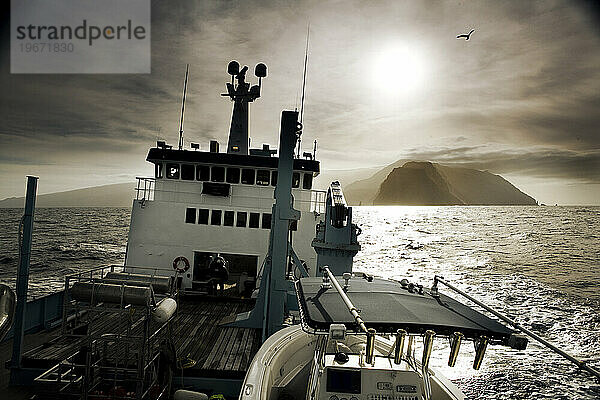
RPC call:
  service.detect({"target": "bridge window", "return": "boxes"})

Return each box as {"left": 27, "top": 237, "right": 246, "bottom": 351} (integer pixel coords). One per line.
{"left": 236, "top": 212, "right": 247, "bottom": 227}
{"left": 303, "top": 173, "right": 313, "bottom": 190}
{"left": 211, "top": 166, "right": 225, "bottom": 182}
{"left": 211, "top": 210, "right": 222, "bottom": 225}
{"left": 249, "top": 212, "right": 260, "bottom": 228}
{"left": 226, "top": 167, "right": 240, "bottom": 184}
{"left": 197, "top": 165, "right": 210, "bottom": 181}
{"left": 181, "top": 164, "right": 195, "bottom": 180}
{"left": 262, "top": 213, "right": 272, "bottom": 229}
{"left": 155, "top": 163, "right": 163, "bottom": 179}
{"left": 166, "top": 163, "right": 180, "bottom": 179}
{"left": 271, "top": 171, "right": 278, "bottom": 186}
{"left": 224, "top": 211, "right": 235, "bottom": 226}
{"left": 185, "top": 208, "right": 196, "bottom": 224}
{"left": 241, "top": 169, "right": 255, "bottom": 185}
{"left": 256, "top": 170, "right": 270, "bottom": 186}
{"left": 198, "top": 209, "right": 209, "bottom": 224}
{"left": 292, "top": 172, "right": 300, "bottom": 188}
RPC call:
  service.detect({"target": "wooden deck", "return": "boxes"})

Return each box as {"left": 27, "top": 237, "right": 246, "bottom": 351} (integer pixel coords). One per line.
{"left": 20, "top": 296, "right": 261, "bottom": 379}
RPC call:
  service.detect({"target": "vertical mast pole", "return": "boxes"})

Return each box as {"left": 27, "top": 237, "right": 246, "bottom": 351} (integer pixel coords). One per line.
{"left": 299, "top": 25, "right": 309, "bottom": 125}
{"left": 297, "top": 25, "right": 310, "bottom": 159}
{"left": 10, "top": 176, "right": 38, "bottom": 383}
{"left": 178, "top": 64, "right": 190, "bottom": 150}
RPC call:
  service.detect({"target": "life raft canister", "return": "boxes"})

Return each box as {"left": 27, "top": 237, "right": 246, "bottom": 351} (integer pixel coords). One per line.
{"left": 173, "top": 256, "right": 190, "bottom": 273}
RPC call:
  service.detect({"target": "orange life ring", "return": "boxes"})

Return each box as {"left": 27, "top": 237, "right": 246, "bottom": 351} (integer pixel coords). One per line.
{"left": 173, "top": 256, "right": 190, "bottom": 273}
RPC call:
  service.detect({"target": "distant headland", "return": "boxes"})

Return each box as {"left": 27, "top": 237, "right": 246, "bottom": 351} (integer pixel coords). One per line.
{"left": 345, "top": 161, "right": 537, "bottom": 206}
{"left": 0, "top": 183, "right": 134, "bottom": 208}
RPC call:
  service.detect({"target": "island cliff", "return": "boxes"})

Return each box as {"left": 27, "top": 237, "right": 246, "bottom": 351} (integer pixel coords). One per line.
{"left": 346, "top": 161, "right": 537, "bottom": 206}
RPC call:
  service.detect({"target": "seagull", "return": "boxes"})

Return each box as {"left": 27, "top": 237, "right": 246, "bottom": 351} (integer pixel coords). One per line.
{"left": 457, "top": 29, "right": 475, "bottom": 40}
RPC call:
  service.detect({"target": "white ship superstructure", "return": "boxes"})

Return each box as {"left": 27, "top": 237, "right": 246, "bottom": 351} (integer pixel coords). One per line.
{"left": 125, "top": 61, "right": 325, "bottom": 292}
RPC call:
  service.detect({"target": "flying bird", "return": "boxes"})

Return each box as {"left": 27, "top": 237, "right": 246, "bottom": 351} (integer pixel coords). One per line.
{"left": 457, "top": 29, "right": 475, "bottom": 40}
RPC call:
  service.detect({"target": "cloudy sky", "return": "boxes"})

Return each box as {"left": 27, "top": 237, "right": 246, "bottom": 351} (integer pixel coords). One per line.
{"left": 1, "top": 0, "right": 599, "bottom": 205}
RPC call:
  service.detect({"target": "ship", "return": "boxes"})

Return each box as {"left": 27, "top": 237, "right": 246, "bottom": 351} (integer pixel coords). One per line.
{"left": 1, "top": 60, "right": 599, "bottom": 400}
{"left": 1, "top": 60, "right": 329, "bottom": 399}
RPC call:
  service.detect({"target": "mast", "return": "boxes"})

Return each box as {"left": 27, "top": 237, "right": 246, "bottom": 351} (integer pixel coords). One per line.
{"left": 178, "top": 64, "right": 189, "bottom": 151}
{"left": 296, "top": 26, "right": 310, "bottom": 159}
{"left": 223, "top": 61, "right": 267, "bottom": 155}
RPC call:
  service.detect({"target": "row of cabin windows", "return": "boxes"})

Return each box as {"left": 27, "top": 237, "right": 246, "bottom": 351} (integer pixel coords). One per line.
{"left": 185, "top": 207, "right": 297, "bottom": 231}
{"left": 159, "top": 163, "right": 313, "bottom": 190}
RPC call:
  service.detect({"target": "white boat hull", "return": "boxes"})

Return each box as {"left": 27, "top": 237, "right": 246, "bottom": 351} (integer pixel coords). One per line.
{"left": 240, "top": 325, "right": 465, "bottom": 400}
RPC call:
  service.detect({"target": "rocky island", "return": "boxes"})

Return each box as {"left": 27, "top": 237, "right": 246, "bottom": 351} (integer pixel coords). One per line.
{"left": 346, "top": 161, "right": 537, "bottom": 206}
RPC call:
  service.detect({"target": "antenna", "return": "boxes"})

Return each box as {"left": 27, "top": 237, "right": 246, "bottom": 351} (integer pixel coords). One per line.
{"left": 300, "top": 25, "right": 310, "bottom": 124}
{"left": 296, "top": 24, "right": 310, "bottom": 159}
{"left": 178, "top": 64, "right": 190, "bottom": 150}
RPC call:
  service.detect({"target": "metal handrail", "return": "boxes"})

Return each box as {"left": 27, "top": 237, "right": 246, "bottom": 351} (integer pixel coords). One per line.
{"left": 433, "top": 275, "right": 600, "bottom": 380}
{"left": 134, "top": 178, "right": 327, "bottom": 212}
{"left": 136, "top": 189, "right": 321, "bottom": 203}
{"left": 321, "top": 266, "right": 368, "bottom": 334}
{"left": 135, "top": 184, "right": 322, "bottom": 199}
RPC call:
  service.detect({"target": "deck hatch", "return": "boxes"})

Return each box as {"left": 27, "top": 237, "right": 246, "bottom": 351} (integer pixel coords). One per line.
{"left": 295, "top": 277, "right": 515, "bottom": 343}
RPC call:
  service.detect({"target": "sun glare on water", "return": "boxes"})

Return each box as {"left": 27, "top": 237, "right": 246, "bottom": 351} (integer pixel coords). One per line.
{"left": 371, "top": 45, "right": 426, "bottom": 96}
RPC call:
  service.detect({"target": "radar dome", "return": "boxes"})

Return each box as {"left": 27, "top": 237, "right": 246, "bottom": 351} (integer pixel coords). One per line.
{"left": 255, "top": 63, "right": 267, "bottom": 78}
{"left": 227, "top": 60, "right": 240, "bottom": 76}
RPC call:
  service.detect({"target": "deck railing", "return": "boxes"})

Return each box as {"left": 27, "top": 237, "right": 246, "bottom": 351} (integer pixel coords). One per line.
{"left": 47, "top": 264, "right": 171, "bottom": 399}
{"left": 134, "top": 176, "right": 327, "bottom": 213}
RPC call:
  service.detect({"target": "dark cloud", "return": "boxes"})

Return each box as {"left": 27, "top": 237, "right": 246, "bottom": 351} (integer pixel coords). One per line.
{"left": 404, "top": 146, "right": 600, "bottom": 183}
{"left": 0, "top": 0, "right": 599, "bottom": 204}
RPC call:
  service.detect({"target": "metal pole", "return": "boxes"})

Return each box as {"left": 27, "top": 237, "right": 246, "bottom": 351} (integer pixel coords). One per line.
{"left": 365, "top": 328, "right": 376, "bottom": 364}
{"left": 434, "top": 275, "right": 600, "bottom": 380}
{"left": 266, "top": 110, "right": 301, "bottom": 336}
{"left": 322, "top": 267, "right": 367, "bottom": 333}
{"left": 394, "top": 329, "right": 406, "bottom": 364}
{"left": 178, "top": 64, "right": 190, "bottom": 150}
{"left": 10, "top": 176, "right": 38, "bottom": 377}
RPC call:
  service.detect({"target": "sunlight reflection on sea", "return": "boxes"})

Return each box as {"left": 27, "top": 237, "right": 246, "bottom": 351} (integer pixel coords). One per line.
{"left": 0, "top": 206, "right": 598, "bottom": 398}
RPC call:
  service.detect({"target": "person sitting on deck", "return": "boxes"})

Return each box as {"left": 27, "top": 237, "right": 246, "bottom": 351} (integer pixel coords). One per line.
{"left": 209, "top": 255, "right": 229, "bottom": 295}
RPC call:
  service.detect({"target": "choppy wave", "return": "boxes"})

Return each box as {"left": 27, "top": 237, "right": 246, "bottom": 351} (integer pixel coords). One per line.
{"left": 0, "top": 205, "right": 598, "bottom": 398}
{"left": 352, "top": 206, "right": 600, "bottom": 399}
{"left": 0, "top": 207, "right": 129, "bottom": 298}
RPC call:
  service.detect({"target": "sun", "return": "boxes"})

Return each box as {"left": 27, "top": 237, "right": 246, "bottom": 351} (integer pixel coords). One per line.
{"left": 371, "top": 45, "right": 426, "bottom": 96}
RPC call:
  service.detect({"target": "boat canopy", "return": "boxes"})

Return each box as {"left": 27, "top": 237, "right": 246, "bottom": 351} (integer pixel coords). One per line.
{"left": 295, "top": 276, "right": 516, "bottom": 344}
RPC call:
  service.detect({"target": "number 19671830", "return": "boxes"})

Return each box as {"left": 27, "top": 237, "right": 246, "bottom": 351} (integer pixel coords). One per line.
{"left": 20, "top": 42, "right": 74, "bottom": 52}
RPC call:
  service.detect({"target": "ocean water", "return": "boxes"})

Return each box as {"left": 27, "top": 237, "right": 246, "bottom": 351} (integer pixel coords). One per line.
{"left": 0, "top": 205, "right": 599, "bottom": 399}
{"left": 0, "top": 208, "right": 130, "bottom": 297}
{"left": 351, "top": 206, "right": 600, "bottom": 400}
